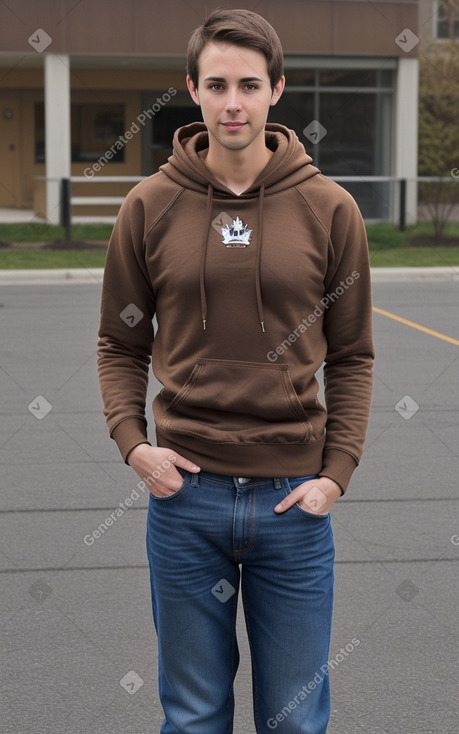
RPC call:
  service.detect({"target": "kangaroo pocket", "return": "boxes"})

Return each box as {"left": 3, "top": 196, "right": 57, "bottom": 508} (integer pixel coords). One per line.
{"left": 155, "top": 358, "right": 316, "bottom": 445}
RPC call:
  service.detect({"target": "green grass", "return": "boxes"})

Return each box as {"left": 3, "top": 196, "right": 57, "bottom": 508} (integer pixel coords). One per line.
{"left": 0, "top": 248, "right": 107, "bottom": 270}
{"left": 369, "top": 247, "right": 459, "bottom": 267}
{"left": 366, "top": 223, "right": 408, "bottom": 250}
{"left": 0, "top": 222, "right": 113, "bottom": 242}
{"left": 367, "top": 222, "right": 459, "bottom": 267}
{"left": 1, "top": 221, "right": 459, "bottom": 269}
{"left": 367, "top": 221, "right": 459, "bottom": 247}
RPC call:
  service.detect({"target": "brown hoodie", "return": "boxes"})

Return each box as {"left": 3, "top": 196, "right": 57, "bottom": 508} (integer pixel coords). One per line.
{"left": 97, "top": 122, "right": 374, "bottom": 492}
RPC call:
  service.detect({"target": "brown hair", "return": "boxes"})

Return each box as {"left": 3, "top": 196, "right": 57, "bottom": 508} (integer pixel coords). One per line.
{"left": 187, "top": 8, "right": 284, "bottom": 91}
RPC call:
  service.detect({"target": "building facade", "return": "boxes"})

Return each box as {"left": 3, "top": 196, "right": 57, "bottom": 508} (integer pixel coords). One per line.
{"left": 0, "top": 0, "right": 420, "bottom": 223}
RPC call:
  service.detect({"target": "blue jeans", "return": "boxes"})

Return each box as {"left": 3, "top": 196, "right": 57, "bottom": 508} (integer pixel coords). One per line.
{"left": 146, "top": 471, "right": 335, "bottom": 734}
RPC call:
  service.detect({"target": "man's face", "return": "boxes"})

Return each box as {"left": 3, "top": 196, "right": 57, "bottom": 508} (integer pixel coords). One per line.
{"left": 187, "top": 42, "right": 284, "bottom": 155}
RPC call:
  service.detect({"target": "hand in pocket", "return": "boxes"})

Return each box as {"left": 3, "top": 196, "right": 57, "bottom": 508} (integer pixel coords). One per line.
{"left": 127, "top": 444, "right": 200, "bottom": 497}
{"left": 274, "top": 477, "right": 342, "bottom": 515}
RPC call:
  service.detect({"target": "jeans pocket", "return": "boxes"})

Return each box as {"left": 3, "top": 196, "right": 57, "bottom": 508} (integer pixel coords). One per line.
{"left": 149, "top": 473, "right": 190, "bottom": 502}
{"left": 285, "top": 476, "right": 330, "bottom": 519}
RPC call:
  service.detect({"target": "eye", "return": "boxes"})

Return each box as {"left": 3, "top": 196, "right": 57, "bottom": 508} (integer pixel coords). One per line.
{"left": 209, "top": 83, "right": 224, "bottom": 91}
{"left": 244, "top": 84, "right": 258, "bottom": 91}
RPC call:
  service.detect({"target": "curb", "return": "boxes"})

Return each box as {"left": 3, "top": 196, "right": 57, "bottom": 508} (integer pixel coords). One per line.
{"left": 370, "top": 267, "right": 459, "bottom": 282}
{"left": 0, "top": 267, "right": 458, "bottom": 285}
{"left": 0, "top": 268, "right": 105, "bottom": 285}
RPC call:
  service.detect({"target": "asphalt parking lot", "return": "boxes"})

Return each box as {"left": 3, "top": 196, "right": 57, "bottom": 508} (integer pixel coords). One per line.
{"left": 0, "top": 278, "right": 458, "bottom": 734}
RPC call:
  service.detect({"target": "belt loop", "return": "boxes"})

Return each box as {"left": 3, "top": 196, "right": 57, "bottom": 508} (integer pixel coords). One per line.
{"left": 190, "top": 472, "right": 200, "bottom": 487}
{"left": 273, "top": 478, "right": 282, "bottom": 489}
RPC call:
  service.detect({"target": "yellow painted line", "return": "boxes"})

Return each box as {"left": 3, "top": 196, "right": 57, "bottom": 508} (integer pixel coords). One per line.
{"left": 373, "top": 306, "right": 459, "bottom": 346}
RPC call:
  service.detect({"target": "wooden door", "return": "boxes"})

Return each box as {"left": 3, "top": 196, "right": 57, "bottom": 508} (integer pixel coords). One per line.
{"left": 0, "top": 95, "right": 20, "bottom": 207}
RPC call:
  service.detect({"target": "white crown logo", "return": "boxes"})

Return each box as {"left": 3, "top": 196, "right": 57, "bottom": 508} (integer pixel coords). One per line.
{"left": 221, "top": 217, "right": 252, "bottom": 247}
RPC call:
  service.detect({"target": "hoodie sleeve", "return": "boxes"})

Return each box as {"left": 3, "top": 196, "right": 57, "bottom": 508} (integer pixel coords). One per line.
{"left": 319, "top": 188, "right": 375, "bottom": 492}
{"left": 97, "top": 190, "right": 156, "bottom": 462}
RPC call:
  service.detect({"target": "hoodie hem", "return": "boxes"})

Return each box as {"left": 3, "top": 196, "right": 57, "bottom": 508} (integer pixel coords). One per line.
{"left": 156, "top": 430, "right": 326, "bottom": 479}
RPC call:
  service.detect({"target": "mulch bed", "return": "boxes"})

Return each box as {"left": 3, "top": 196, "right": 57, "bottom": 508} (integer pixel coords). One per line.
{"left": 407, "top": 235, "right": 459, "bottom": 247}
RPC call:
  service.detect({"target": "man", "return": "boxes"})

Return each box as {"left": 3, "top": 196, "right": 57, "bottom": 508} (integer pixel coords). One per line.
{"left": 97, "top": 8, "right": 374, "bottom": 733}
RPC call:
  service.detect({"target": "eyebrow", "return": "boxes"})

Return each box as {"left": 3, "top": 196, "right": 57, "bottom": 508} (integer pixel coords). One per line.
{"left": 203, "top": 76, "right": 264, "bottom": 83}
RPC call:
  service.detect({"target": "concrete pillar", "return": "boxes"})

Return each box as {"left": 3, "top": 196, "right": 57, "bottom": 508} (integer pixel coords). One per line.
{"left": 45, "top": 54, "right": 71, "bottom": 224}
{"left": 394, "top": 57, "right": 419, "bottom": 225}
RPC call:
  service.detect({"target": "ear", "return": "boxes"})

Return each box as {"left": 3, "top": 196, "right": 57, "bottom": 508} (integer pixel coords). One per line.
{"left": 186, "top": 75, "right": 200, "bottom": 106}
{"left": 270, "top": 75, "right": 285, "bottom": 107}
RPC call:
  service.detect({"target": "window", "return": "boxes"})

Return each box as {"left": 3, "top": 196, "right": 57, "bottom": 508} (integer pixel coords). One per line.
{"left": 268, "top": 65, "right": 394, "bottom": 219}
{"left": 436, "top": 0, "right": 459, "bottom": 40}
{"left": 141, "top": 91, "right": 201, "bottom": 175}
{"left": 35, "top": 103, "right": 125, "bottom": 163}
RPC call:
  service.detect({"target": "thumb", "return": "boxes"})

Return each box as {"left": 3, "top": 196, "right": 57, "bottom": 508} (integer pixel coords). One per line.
{"left": 171, "top": 452, "right": 201, "bottom": 473}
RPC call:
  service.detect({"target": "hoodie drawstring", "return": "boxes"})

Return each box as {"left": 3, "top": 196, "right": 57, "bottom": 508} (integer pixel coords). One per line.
{"left": 255, "top": 184, "right": 265, "bottom": 332}
{"left": 200, "top": 183, "right": 266, "bottom": 333}
{"left": 200, "top": 184, "right": 213, "bottom": 331}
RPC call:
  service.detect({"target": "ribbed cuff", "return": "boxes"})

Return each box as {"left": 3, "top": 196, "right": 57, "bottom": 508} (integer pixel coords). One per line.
{"left": 110, "top": 417, "right": 150, "bottom": 463}
{"left": 318, "top": 448, "right": 358, "bottom": 494}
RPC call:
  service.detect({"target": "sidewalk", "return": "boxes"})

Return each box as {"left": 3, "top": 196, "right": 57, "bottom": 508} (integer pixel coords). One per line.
{"left": 1, "top": 266, "right": 458, "bottom": 285}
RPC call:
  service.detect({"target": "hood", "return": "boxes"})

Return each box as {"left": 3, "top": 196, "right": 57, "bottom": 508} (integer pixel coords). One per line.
{"left": 159, "top": 122, "right": 321, "bottom": 333}
{"left": 160, "top": 122, "right": 320, "bottom": 196}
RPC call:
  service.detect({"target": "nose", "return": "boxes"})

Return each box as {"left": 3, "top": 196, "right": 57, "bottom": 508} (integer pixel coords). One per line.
{"left": 225, "top": 87, "right": 242, "bottom": 113}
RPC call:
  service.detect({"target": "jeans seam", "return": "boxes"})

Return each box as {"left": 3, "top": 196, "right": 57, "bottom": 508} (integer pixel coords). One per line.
{"left": 243, "top": 606, "right": 262, "bottom": 734}
{"left": 225, "top": 598, "right": 239, "bottom": 734}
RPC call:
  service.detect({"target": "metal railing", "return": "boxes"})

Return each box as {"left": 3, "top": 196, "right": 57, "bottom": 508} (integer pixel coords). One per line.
{"left": 59, "top": 175, "right": 458, "bottom": 240}
{"left": 60, "top": 176, "right": 145, "bottom": 243}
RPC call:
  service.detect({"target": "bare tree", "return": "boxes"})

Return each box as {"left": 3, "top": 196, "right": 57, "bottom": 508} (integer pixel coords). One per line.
{"left": 418, "top": 40, "right": 459, "bottom": 239}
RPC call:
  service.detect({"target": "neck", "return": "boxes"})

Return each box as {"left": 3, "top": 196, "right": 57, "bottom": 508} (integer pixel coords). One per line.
{"left": 204, "top": 136, "right": 272, "bottom": 195}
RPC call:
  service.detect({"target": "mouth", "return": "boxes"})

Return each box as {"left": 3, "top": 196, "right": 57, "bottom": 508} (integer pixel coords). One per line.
{"left": 222, "top": 122, "right": 247, "bottom": 131}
